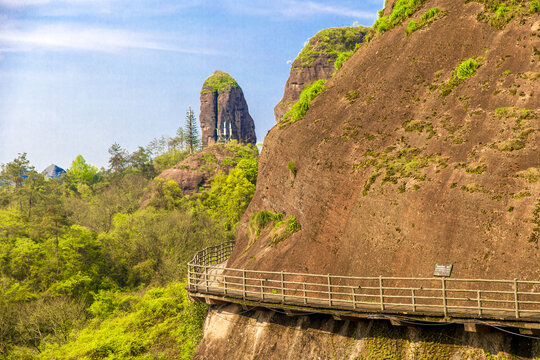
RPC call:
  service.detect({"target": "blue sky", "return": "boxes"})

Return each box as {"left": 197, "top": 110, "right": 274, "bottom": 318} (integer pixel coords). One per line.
{"left": 0, "top": 0, "right": 382, "bottom": 171}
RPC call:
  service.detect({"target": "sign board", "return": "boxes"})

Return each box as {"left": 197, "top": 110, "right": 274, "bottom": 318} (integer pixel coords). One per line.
{"left": 433, "top": 264, "right": 453, "bottom": 277}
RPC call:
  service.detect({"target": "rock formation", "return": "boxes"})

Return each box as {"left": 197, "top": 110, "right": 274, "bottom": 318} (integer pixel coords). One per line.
{"left": 196, "top": 0, "right": 540, "bottom": 357}
{"left": 274, "top": 26, "right": 369, "bottom": 122}
{"left": 153, "top": 143, "right": 248, "bottom": 195}
{"left": 42, "top": 164, "right": 66, "bottom": 178}
{"left": 199, "top": 71, "right": 256, "bottom": 148}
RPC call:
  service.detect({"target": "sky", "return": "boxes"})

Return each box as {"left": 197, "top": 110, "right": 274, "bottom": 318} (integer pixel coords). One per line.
{"left": 0, "top": 0, "right": 382, "bottom": 171}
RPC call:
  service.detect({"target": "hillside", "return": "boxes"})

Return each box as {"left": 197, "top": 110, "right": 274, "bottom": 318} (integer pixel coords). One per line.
{"left": 195, "top": 0, "right": 540, "bottom": 358}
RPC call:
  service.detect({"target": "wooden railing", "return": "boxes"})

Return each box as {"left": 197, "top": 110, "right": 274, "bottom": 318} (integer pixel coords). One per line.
{"left": 187, "top": 242, "right": 540, "bottom": 321}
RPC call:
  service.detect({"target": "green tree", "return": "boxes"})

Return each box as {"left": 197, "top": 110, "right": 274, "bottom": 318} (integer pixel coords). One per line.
{"left": 0, "top": 153, "right": 32, "bottom": 188}
{"left": 185, "top": 107, "right": 200, "bottom": 154}
{"left": 66, "top": 155, "right": 99, "bottom": 187}
{"left": 108, "top": 143, "right": 128, "bottom": 173}
{"left": 129, "top": 146, "right": 156, "bottom": 178}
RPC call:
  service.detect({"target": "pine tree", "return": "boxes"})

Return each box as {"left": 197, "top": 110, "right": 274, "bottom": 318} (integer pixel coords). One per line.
{"left": 185, "top": 107, "right": 200, "bottom": 154}
{"left": 108, "top": 143, "right": 128, "bottom": 173}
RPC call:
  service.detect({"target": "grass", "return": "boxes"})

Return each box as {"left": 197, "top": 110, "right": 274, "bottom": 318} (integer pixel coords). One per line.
{"left": 373, "top": 0, "right": 427, "bottom": 34}
{"left": 514, "top": 167, "right": 540, "bottom": 183}
{"left": 281, "top": 80, "right": 327, "bottom": 126}
{"left": 405, "top": 7, "right": 447, "bottom": 35}
{"left": 248, "top": 211, "right": 283, "bottom": 239}
{"left": 201, "top": 71, "right": 239, "bottom": 94}
{"left": 345, "top": 90, "right": 360, "bottom": 103}
{"left": 492, "top": 107, "right": 536, "bottom": 152}
{"left": 402, "top": 119, "right": 436, "bottom": 138}
{"left": 357, "top": 145, "right": 448, "bottom": 195}
{"left": 466, "top": 161, "right": 487, "bottom": 174}
{"left": 439, "top": 57, "right": 484, "bottom": 96}
{"left": 467, "top": 0, "right": 536, "bottom": 29}
{"left": 268, "top": 216, "right": 301, "bottom": 247}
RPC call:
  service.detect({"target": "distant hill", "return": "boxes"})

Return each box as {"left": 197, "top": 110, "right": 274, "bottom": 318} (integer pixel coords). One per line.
{"left": 42, "top": 164, "right": 66, "bottom": 178}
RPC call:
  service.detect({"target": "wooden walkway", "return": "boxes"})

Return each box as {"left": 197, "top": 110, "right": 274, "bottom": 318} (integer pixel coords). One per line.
{"left": 187, "top": 242, "right": 540, "bottom": 327}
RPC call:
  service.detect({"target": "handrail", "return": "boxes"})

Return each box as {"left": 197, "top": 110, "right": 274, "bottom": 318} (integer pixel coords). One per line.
{"left": 187, "top": 242, "right": 540, "bottom": 321}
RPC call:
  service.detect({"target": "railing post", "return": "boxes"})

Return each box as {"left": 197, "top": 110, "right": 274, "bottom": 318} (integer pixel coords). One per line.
{"left": 224, "top": 275, "right": 228, "bottom": 296}
{"left": 442, "top": 278, "right": 447, "bottom": 317}
{"left": 328, "top": 274, "right": 332, "bottom": 307}
{"left": 303, "top": 283, "right": 307, "bottom": 305}
{"left": 187, "top": 265, "right": 191, "bottom": 290}
{"left": 281, "top": 271, "right": 285, "bottom": 303}
{"left": 260, "top": 279, "right": 264, "bottom": 301}
{"left": 411, "top": 288, "right": 416, "bottom": 312}
{"left": 242, "top": 269, "right": 246, "bottom": 300}
{"left": 205, "top": 266, "right": 209, "bottom": 292}
{"left": 379, "top": 276, "right": 384, "bottom": 311}
{"left": 477, "top": 290, "right": 482, "bottom": 317}
{"left": 352, "top": 287, "right": 356, "bottom": 310}
{"left": 514, "top": 278, "right": 519, "bottom": 319}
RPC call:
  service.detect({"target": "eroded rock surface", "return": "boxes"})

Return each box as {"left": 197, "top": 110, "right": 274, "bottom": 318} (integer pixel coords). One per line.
{"left": 200, "top": 71, "right": 256, "bottom": 148}
{"left": 194, "top": 304, "right": 538, "bottom": 359}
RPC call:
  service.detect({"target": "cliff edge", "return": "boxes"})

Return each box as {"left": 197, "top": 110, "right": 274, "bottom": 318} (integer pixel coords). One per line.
{"left": 274, "top": 26, "right": 369, "bottom": 123}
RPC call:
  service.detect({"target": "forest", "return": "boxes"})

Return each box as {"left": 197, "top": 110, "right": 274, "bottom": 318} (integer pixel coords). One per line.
{"left": 0, "top": 120, "right": 259, "bottom": 359}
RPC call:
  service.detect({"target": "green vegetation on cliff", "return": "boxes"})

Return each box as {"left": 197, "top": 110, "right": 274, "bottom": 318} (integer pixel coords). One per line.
{"left": 201, "top": 70, "right": 239, "bottom": 94}
{"left": 281, "top": 79, "right": 327, "bottom": 126}
{"left": 374, "top": 0, "right": 427, "bottom": 33}
{"left": 405, "top": 7, "right": 447, "bottom": 35}
{"left": 468, "top": 0, "right": 538, "bottom": 29}
{"left": 439, "top": 56, "right": 484, "bottom": 96}
{"left": 295, "top": 26, "right": 368, "bottom": 68}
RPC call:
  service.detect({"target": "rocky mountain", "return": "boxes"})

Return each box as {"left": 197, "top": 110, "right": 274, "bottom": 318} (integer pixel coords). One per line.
{"left": 199, "top": 71, "right": 257, "bottom": 148}
{"left": 274, "top": 26, "right": 369, "bottom": 123}
{"left": 42, "top": 164, "right": 66, "bottom": 178}
{"left": 195, "top": 0, "right": 540, "bottom": 357}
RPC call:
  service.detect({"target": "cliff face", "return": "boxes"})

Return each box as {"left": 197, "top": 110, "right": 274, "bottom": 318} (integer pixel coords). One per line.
{"left": 200, "top": 71, "right": 257, "bottom": 148}
{"left": 194, "top": 305, "right": 537, "bottom": 360}
{"left": 274, "top": 27, "right": 369, "bottom": 122}
{"left": 230, "top": 0, "right": 540, "bottom": 281}
{"left": 196, "top": 0, "right": 540, "bottom": 357}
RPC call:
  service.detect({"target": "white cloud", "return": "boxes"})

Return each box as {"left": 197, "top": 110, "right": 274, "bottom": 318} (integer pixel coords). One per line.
{"left": 0, "top": 24, "right": 219, "bottom": 55}
{"left": 283, "top": 1, "right": 376, "bottom": 19}
{"left": 0, "top": 0, "right": 202, "bottom": 17}
{"left": 221, "top": 0, "right": 376, "bottom": 20}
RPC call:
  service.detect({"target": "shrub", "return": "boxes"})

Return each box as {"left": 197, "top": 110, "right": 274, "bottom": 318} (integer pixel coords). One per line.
{"left": 531, "top": 0, "right": 540, "bottom": 13}
{"left": 405, "top": 7, "right": 446, "bottom": 35}
{"left": 287, "top": 161, "right": 297, "bottom": 176}
{"left": 334, "top": 51, "right": 352, "bottom": 70}
{"left": 439, "top": 57, "right": 483, "bottom": 96}
{"left": 374, "top": 0, "right": 427, "bottom": 34}
{"left": 281, "top": 80, "right": 327, "bottom": 126}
